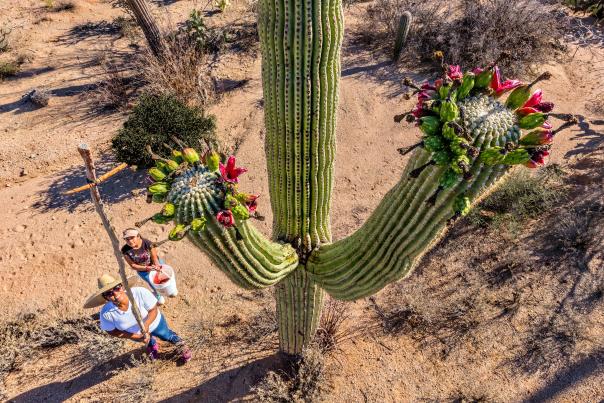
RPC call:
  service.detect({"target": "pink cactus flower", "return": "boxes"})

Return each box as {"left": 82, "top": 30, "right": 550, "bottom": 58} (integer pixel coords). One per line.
{"left": 471, "top": 67, "right": 484, "bottom": 75}
{"left": 447, "top": 65, "right": 463, "bottom": 80}
{"left": 523, "top": 89, "right": 543, "bottom": 108}
{"left": 490, "top": 66, "right": 522, "bottom": 95}
{"left": 421, "top": 82, "right": 436, "bottom": 91}
{"left": 219, "top": 155, "right": 247, "bottom": 183}
{"left": 216, "top": 210, "right": 235, "bottom": 227}
{"left": 542, "top": 122, "right": 553, "bottom": 130}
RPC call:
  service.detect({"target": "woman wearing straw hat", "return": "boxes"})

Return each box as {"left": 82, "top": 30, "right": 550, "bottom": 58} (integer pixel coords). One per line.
{"left": 84, "top": 273, "right": 192, "bottom": 363}
{"left": 121, "top": 228, "right": 166, "bottom": 305}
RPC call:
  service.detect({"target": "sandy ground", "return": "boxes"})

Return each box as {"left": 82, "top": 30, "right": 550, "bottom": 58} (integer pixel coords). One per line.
{"left": 1, "top": 0, "right": 603, "bottom": 401}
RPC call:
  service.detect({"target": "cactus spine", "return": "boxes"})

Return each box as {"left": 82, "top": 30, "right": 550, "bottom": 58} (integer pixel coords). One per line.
{"left": 392, "top": 11, "right": 412, "bottom": 62}
{"left": 137, "top": 0, "right": 567, "bottom": 356}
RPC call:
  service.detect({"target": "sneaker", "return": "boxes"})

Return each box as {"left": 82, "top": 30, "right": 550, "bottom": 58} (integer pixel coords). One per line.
{"left": 147, "top": 341, "right": 159, "bottom": 360}
{"left": 180, "top": 346, "right": 192, "bottom": 363}
{"left": 155, "top": 294, "right": 166, "bottom": 305}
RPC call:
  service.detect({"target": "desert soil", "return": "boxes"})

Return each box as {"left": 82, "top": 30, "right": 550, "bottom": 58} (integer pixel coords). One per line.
{"left": 1, "top": 0, "right": 603, "bottom": 402}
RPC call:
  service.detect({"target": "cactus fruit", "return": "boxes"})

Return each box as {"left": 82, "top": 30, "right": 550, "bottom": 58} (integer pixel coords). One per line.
{"left": 392, "top": 11, "right": 412, "bottom": 62}
{"left": 132, "top": 0, "right": 573, "bottom": 355}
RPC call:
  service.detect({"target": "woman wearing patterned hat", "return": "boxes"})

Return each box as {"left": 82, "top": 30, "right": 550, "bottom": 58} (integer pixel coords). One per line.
{"left": 84, "top": 273, "right": 191, "bottom": 363}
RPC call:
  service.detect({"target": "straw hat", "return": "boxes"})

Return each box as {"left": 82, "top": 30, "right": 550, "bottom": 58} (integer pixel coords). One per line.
{"left": 83, "top": 273, "right": 138, "bottom": 309}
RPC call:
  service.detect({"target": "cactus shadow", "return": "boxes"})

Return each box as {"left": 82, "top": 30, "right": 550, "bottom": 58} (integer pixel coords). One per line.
{"left": 562, "top": 114, "right": 604, "bottom": 159}
{"left": 32, "top": 152, "right": 147, "bottom": 213}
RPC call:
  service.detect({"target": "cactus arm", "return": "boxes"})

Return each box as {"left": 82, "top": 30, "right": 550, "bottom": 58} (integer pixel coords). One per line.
{"left": 167, "top": 169, "right": 299, "bottom": 289}
{"left": 306, "top": 124, "right": 516, "bottom": 300}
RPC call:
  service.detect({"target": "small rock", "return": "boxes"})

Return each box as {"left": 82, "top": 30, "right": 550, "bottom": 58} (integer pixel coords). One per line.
{"left": 19, "top": 168, "right": 28, "bottom": 177}
{"left": 13, "top": 224, "right": 26, "bottom": 233}
{"left": 25, "top": 88, "right": 50, "bottom": 107}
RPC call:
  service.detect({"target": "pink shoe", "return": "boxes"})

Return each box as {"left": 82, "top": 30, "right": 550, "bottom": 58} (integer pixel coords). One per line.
{"left": 180, "top": 346, "right": 192, "bottom": 363}
{"left": 147, "top": 341, "right": 159, "bottom": 360}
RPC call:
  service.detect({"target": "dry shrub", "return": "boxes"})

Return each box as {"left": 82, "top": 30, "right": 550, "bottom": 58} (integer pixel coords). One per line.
{"left": 314, "top": 298, "right": 351, "bottom": 354}
{"left": 92, "top": 56, "right": 142, "bottom": 111}
{"left": 365, "top": 0, "right": 565, "bottom": 75}
{"left": 252, "top": 344, "right": 329, "bottom": 402}
{"left": 467, "top": 165, "right": 564, "bottom": 233}
{"left": 138, "top": 33, "right": 214, "bottom": 108}
{"left": 0, "top": 303, "right": 124, "bottom": 383}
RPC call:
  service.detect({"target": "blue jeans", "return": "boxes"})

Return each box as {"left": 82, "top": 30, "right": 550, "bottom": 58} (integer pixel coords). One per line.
{"left": 149, "top": 315, "right": 182, "bottom": 346}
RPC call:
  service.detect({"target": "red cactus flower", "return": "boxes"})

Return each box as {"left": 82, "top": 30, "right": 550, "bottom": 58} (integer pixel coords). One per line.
{"left": 411, "top": 103, "right": 426, "bottom": 119}
{"left": 517, "top": 106, "right": 540, "bottom": 116}
{"left": 535, "top": 102, "right": 554, "bottom": 113}
{"left": 434, "top": 78, "right": 443, "bottom": 90}
{"left": 418, "top": 90, "right": 437, "bottom": 102}
{"left": 490, "top": 66, "right": 522, "bottom": 95}
{"left": 216, "top": 210, "right": 235, "bottom": 227}
{"left": 219, "top": 155, "right": 247, "bottom": 183}
{"left": 447, "top": 65, "right": 463, "bottom": 80}
{"left": 524, "top": 149, "right": 550, "bottom": 168}
{"left": 245, "top": 194, "right": 259, "bottom": 213}
{"left": 421, "top": 82, "right": 436, "bottom": 91}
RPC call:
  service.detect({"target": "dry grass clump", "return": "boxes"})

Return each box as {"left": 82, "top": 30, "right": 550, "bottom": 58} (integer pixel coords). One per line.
{"left": 138, "top": 33, "right": 215, "bottom": 109}
{"left": 44, "top": 0, "right": 76, "bottom": 12}
{"left": 252, "top": 344, "right": 329, "bottom": 402}
{"left": 0, "top": 303, "right": 124, "bottom": 383}
{"left": 365, "top": 0, "right": 565, "bottom": 75}
{"left": 0, "top": 26, "right": 11, "bottom": 53}
{"left": 314, "top": 298, "right": 352, "bottom": 354}
{"left": 467, "top": 165, "right": 565, "bottom": 234}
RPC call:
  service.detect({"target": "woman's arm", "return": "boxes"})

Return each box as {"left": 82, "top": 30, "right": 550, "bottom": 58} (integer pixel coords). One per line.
{"left": 150, "top": 245, "right": 160, "bottom": 267}
{"left": 144, "top": 305, "right": 159, "bottom": 332}
{"left": 106, "top": 329, "right": 145, "bottom": 341}
{"left": 124, "top": 254, "right": 154, "bottom": 272}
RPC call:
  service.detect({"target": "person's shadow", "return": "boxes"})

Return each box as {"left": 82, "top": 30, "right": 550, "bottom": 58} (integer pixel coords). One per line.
{"left": 7, "top": 351, "right": 138, "bottom": 402}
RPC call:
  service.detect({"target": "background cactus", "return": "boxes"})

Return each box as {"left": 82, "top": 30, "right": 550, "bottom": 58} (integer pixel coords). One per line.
{"left": 135, "top": 0, "right": 570, "bottom": 356}
{"left": 392, "top": 11, "right": 412, "bottom": 62}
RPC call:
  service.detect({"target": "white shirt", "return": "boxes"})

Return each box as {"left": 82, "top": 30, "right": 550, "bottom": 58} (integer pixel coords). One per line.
{"left": 99, "top": 287, "right": 162, "bottom": 334}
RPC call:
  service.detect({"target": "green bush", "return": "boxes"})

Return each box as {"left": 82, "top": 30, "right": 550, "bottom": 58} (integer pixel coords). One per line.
{"left": 0, "top": 61, "right": 19, "bottom": 80}
{"left": 112, "top": 94, "right": 217, "bottom": 167}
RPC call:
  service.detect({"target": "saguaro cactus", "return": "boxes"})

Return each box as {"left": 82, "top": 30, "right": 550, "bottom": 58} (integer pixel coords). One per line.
{"left": 136, "top": 2, "right": 572, "bottom": 355}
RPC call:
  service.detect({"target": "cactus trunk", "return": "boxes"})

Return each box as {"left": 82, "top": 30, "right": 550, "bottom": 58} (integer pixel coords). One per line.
{"left": 275, "top": 269, "right": 324, "bottom": 354}
{"left": 259, "top": 0, "right": 343, "bottom": 354}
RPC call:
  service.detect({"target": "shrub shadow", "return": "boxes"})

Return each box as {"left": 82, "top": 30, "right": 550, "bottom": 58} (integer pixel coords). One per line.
{"left": 32, "top": 152, "right": 147, "bottom": 213}
{"left": 56, "top": 21, "right": 122, "bottom": 46}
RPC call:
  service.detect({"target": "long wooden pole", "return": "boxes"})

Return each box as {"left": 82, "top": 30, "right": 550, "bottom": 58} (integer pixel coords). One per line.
{"left": 77, "top": 144, "right": 147, "bottom": 336}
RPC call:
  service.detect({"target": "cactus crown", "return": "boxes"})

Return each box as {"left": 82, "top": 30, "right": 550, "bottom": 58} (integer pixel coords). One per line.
{"left": 402, "top": 62, "right": 560, "bottom": 217}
